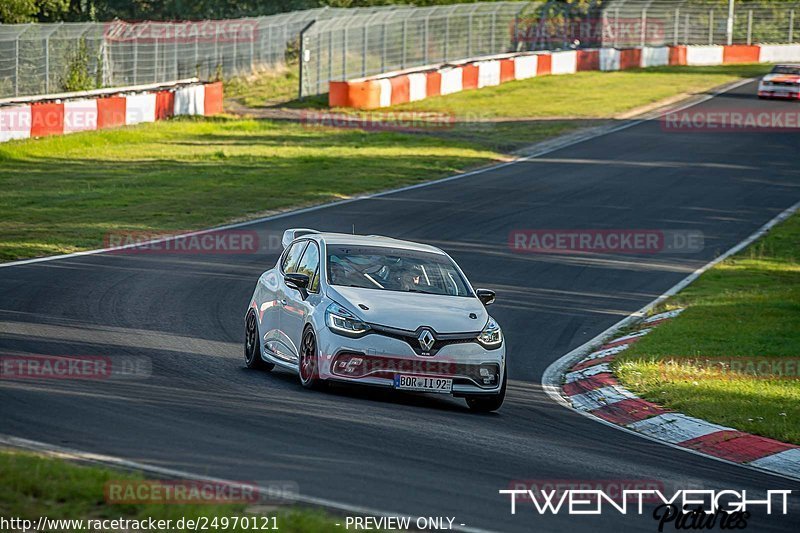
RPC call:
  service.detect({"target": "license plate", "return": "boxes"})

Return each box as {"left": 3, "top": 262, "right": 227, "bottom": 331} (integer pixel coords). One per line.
{"left": 394, "top": 374, "right": 452, "bottom": 393}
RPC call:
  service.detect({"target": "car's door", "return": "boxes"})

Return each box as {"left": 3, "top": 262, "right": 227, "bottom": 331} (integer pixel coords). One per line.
{"left": 266, "top": 240, "right": 307, "bottom": 362}
{"left": 281, "top": 240, "right": 322, "bottom": 361}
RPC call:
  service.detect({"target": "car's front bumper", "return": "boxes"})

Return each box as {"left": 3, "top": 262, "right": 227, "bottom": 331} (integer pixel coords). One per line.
{"left": 758, "top": 84, "right": 800, "bottom": 99}
{"left": 316, "top": 327, "right": 505, "bottom": 396}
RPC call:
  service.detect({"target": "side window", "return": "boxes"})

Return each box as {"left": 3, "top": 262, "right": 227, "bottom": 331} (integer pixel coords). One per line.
{"left": 295, "top": 242, "right": 320, "bottom": 293}
{"left": 310, "top": 266, "right": 320, "bottom": 293}
{"left": 281, "top": 241, "right": 308, "bottom": 273}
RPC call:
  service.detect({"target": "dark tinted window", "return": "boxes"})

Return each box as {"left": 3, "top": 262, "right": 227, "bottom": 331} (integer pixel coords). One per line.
{"left": 771, "top": 65, "right": 800, "bottom": 75}
{"left": 327, "top": 245, "right": 471, "bottom": 297}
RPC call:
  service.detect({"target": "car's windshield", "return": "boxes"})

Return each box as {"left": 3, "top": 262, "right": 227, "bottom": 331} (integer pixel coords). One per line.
{"left": 770, "top": 65, "right": 800, "bottom": 75}
{"left": 327, "top": 244, "right": 472, "bottom": 296}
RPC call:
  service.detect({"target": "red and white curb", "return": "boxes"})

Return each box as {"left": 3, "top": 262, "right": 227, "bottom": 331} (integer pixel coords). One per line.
{"left": 561, "top": 308, "right": 800, "bottom": 479}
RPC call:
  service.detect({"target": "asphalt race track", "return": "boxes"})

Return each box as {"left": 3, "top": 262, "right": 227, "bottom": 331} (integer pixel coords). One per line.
{"left": 2, "top": 80, "right": 800, "bottom": 532}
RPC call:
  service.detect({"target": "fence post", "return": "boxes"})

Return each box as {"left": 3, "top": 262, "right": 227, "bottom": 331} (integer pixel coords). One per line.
{"left": 726, "top": 0, "right": 734, "bottom": 45}
{"left": 791, "top": 10, "right": 796, "bottom": 42}
{"left": 491, "top": 11, "right": 496, "bottom": 52}
{"left": 267, "top": 24, "right": 272, "bottom": 64}
{"left": 343, "top": 26, "right": 348, "bottom": 81}
{"left": 640, "top": 9, "right": 647, "bottom": 47}
{"left": 327, "top": 29, "right": 332, "bottom": 90}
{"left": 174, "top": 37, "right": 179, "bottom": 80}
{"left": 402, "top": 18, "right": 407, "bottom": 69}
{"left": 708, "top": 10, "right": 714, "bottom": 46}
{"left": 232, "top": 31, "right": 237, "bottom": 76}
{"left": 298, "top": 20, "right": 315, "bottom": 100}
{"left": 685, "top": 13, "right": 689, "bottom": 44}
{"left": 423, "top": 15, "right": 429, "bottom": 64}
{"left": 444, "top": 14, "right": 450, "bottom": 61}
{"left": 133, "top": 37, "right": 138, "bottom": 85}
{"left": 468, "top": 12, "right": 473, "bottom": 57}
{"left": 214, "top": 28, "right": 219, "bottom": 76}
{"left": 45, "top": 35, "right": 50, "bottom": 93}
{"left": 361, "top": 25, "right": 367, "bottom": 77}
{"left": 747, "top": 10, "right": 753, "bottom": 46}
{"left": 14, "top": 36, "right": 19, "bottom": 97}
{"left": 194, "top": 33, "right": 199, "bottom": 75}
{"left": 614, "top": 7, "right": 619, "bottom": 48}
{"left": 155, "top": 37, "right": 159, "bottom": 82}
{"left": 674, "top": 9, "right": 680, "bottom": 45}
{"left": 381, "top": 23, "right": 386, "bottom": 72}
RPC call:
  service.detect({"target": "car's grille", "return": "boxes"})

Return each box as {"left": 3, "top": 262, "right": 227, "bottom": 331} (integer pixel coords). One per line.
{"left": 368, "top": 324, "right": 480, "bottom": 356}
{"left": 331, "top": 352, "right": 500, "bottom": 388}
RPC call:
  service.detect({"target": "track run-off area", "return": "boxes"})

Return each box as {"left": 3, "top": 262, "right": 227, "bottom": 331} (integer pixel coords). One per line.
{"left": 2, "top": 80, "right": 800, "bottom": 532}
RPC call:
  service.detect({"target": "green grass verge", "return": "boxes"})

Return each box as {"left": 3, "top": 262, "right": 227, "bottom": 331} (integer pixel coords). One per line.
{"left": 0, "top": 449, "right": 338, "bottom": 532}
{"left": 0, "top": 117, "right": 498, "bottom": 261}
{"left": 615, "top": 213, "right": 800, "bottom": 444}
{"left": 225, "top": 67, "right": 298, "bottom": 108}
{"left": 390, "top": 64, "right": 771, "bottom": 118}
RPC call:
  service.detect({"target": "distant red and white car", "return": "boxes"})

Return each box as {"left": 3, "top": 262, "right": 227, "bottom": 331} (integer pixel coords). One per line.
{"left": 758, "top": 64, "right": 800, "bottom": 99}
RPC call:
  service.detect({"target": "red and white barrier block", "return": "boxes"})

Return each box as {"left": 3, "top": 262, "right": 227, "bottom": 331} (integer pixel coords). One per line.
{"left": 561, "top": 308, "right": 800, "bottom": 479}
{"left": 0, "top": 81, "right": 223, "bottom": 144}
{"left": 329, "top": 42, "right": 800, "bottom": 110}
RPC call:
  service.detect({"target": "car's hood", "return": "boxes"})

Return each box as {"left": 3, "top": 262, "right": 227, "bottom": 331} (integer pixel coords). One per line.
{"left": 327, "top": 285, "right": 488, "bottom": 333}
{"left": 762, "top": 73, "right": 800, "bottom": 84}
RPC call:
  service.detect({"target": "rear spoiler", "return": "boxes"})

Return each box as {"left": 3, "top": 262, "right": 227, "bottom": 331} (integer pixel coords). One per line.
{"left": 281, "top": 228, "right": 320, "bottom": 249}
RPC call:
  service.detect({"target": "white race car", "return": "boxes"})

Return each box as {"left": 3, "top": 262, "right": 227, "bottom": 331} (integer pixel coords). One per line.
{"left": 244, "top": 229, "right": 506, "bottom": 412}
{"left": 758, "top": 64, "right": 800, "bottom": 99}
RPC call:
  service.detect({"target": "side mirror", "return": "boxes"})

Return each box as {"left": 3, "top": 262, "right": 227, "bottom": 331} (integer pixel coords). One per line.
{"left": 475, "top": 288, "right": 496, "bottom": 306}
{"left": 285, "top": 273, "right": 310, "bottom": 300}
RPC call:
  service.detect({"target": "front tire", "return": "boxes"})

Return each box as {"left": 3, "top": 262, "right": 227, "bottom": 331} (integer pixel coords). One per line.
{"left": 466, "top": 367, "right": 506, "bottom": 413}
{"left": 245, "top": 309, "right": 273, "bottom": 371}
{"left": 299, "top": 326, "right": 325, "bottom": 390}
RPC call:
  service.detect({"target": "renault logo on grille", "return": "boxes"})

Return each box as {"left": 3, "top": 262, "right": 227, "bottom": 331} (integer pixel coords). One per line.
{"left": 418, "top": 329, "right": 435, "bottom": 352}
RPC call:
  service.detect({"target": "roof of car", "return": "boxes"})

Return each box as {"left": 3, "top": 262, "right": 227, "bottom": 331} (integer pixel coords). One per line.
{"left": 308, "top": 232, "right": 445, "bottom": 254}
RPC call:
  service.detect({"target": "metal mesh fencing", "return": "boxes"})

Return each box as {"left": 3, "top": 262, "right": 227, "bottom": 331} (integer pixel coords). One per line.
{"left": 0, "top": 6, "right": 397, "bottom": 99}
{"left": 599, "top": 0, "right": 800, "bottom": 47}
{"left": 299, "top": 2, "right": 530, "bottom": 97}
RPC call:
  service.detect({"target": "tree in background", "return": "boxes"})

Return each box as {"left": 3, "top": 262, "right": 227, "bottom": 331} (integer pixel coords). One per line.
{"left": 0, "top": 0, "right": 69, "bottom": 23}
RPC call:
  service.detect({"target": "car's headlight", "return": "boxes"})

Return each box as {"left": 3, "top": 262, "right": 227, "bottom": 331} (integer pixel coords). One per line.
{"left": 476, "top": 316, "right": 502, "bottom": 349}
{"left": 326, "top": 302, "right": 370, "bottom": 337}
